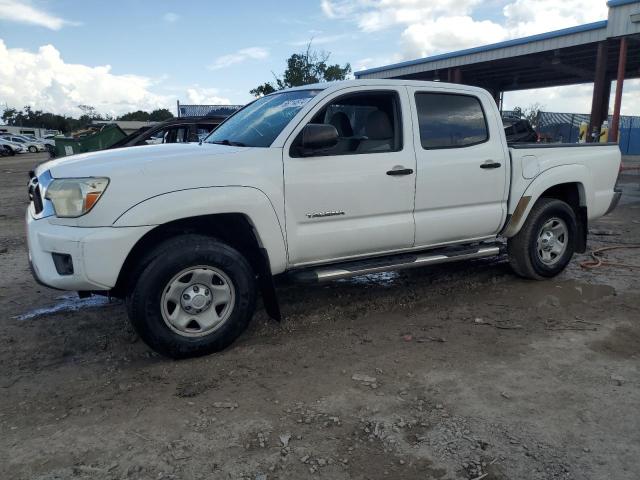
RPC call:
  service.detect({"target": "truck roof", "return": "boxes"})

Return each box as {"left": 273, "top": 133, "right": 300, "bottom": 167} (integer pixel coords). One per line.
{"left": 284, "top": 79, "right": 489, "bottom": 95}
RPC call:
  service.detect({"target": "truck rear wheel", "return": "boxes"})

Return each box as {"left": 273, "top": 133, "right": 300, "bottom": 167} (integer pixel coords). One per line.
{"left": 127, "top": 235, "right": 257, "bottom": 358}
{"left": 507, "top": 198, "right": 577, "bottom": 280}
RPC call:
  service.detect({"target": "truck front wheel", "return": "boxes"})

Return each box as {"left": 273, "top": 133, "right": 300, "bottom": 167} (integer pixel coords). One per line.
{"left": 127, "top": 235, "right": 257, "bottom": 358}
{"left": 507, "top": 198, "right": 577, "bottom": 280}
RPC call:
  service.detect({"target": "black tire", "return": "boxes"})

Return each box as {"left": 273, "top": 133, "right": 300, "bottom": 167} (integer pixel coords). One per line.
{"left": 28, "top": 146, "right": 37, "bottom": 153}
{"left": 507, "top": 198, "right": 577, "bottom": 280}
{"left": 127, "top": 234, "right": 257, "bottom": 359}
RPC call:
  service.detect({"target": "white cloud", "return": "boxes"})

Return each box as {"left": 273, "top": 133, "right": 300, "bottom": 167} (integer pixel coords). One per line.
{"left": 185, "top": 87, "right": 231, "bottom": 105}
{"left": 355, "top": 54, "right": 402, "bottom": 72}
{"left": 321, "top": 0, "right": 610, "bottom": 60}
{"left": 504, "top": 84, "right": 594, "bottom": 114}
{"left": 401, "top": 16, "right": 507, "bottom": 59}
{"left": 321, "top": 0, "right": 481, "bottom": 33}
{"left": 163, "top": 12, "right": 179, "bottom": 23}
{"left": 320, "top": 0, "right": 637, "bottom": 114}
{"left": 208, "top": 47, "right": 269, "bottom": 70}
{"left": 0, "top": 39, "right": 172, "bottom": 116}
{"left": 504, "top": 80, "right": 640, "bottom": 117}
{"left": 503, "top": 0, "right": 607, "bottom": 37}
{"left": 0, "top": 0, "right": 79, "bottom": 30}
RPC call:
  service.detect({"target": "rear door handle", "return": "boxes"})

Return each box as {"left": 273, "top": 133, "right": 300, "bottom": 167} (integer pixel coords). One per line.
{"left": 480, "top": 160, "right": 501, "bottom": 169}
{"left": 386, "top": 167, "right": 414, "bottom": 176}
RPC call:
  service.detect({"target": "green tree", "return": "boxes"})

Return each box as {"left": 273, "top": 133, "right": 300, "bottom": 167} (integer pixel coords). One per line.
{"left": 2, "top": 106, "right": 97, "bottom": 133}
{"left": 148, "top": 108, "right": 173, "bottom": 121}
{"left": 511, "top": 103, "right": 544, "bottom": 129}
{"left": 77, "top": 104, "right": 100, "bottom": 119}
{"left": 250, "top": 82, "right": 277, "bottom": 97}
{"left": 1, "top": 108, "right": 18, "bottom": 125}
{"left": 250, "top": 42, "right": 351, "bottom": 97}
{"left": 118, "top": 110, "right": 150, "bottom": 121}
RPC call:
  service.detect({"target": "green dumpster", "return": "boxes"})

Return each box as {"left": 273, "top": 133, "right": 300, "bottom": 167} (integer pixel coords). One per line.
{"left": 54, "top": 124, "right": 127, "bottom": 157}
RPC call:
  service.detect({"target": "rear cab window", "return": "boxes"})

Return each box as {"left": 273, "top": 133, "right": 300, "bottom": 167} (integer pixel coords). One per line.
{"left": 414, "top": 92, "right": 488, "bottom": 149}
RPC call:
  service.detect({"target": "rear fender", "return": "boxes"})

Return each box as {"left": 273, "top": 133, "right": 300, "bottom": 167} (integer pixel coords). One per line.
{"left": 503, "top": 165, "right": 590, "bottom": 238}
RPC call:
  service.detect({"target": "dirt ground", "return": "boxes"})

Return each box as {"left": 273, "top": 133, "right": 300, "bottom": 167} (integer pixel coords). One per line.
{"left": 1, "top": 153, "right": 639, "bottom": 480}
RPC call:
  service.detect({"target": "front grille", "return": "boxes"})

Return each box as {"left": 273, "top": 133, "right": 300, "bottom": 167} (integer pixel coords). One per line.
{"left": 28, "top": 169, "right": 54, "bottom": 218}
{"left": 28, "top": 171, "right": 43, "bottom": 214}
{"left": 33, "top": 185, "right": 43, "bottom": 214}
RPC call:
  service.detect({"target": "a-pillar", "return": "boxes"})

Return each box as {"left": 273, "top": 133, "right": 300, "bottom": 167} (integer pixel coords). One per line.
{"left": 588, "top": 41, "right": 610, "bottom": 141}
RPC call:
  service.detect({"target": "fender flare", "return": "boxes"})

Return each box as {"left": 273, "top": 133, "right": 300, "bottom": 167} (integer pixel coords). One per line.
{"left": 113, "top": 186, "right": 288, "bottom": 274}
{"left": 502, "top": 165, "right": 591, "bottom": 238}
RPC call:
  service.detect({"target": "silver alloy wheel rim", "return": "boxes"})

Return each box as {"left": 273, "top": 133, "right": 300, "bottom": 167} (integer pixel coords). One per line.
{"left": 160, "top": 266, "right": 235, "bottom": 337}
{"left": 536, "top": 217, "right": 568, "bottom": 266}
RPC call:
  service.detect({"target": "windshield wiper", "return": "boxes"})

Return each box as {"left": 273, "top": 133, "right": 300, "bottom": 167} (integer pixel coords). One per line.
{"left": 210, "top": 139, "right": 246, "bottom": 147}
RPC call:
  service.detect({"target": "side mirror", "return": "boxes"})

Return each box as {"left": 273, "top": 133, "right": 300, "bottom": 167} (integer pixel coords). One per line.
{"left": 301, "top": 124, "right": 338, "bottom": 152}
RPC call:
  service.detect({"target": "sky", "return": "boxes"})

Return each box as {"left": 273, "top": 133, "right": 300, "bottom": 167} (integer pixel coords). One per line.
{"left": 0, "top": 0, "right": 638, "bottom": 118}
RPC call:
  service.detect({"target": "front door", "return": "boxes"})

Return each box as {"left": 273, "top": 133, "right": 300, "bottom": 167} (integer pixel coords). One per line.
{"left": 408, "top": 87, "right": 509, "bottom": 247}
{"left": 283, "top": 87, "right": 416, "bottom": 266}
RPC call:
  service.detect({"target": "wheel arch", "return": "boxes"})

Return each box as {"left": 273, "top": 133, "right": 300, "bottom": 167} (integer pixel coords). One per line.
{"left": 113, "top": 186, "right": 287, "bottom": 269}
{"left": 111, "top": 212, "right": 282, "bottom": 321}
{"left": 503, "top": 165, "right": 590, "bottom": 252}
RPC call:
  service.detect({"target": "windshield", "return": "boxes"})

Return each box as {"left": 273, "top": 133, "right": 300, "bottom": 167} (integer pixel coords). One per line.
{"left": 205, "top": 89, "right": 321, "bottom": 148}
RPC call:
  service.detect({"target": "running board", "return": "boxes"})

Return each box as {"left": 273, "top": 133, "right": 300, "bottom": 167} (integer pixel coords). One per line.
{"left": 291, "top": 245, "right": 501, "bottom": 283}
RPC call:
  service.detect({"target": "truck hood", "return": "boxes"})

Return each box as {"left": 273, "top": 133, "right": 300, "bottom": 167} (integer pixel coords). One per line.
{"left": 37, "top": 142, "right": 243, "bottom": 178}
{"left": 37, "top": 142, "right": 285, "bottom": 227}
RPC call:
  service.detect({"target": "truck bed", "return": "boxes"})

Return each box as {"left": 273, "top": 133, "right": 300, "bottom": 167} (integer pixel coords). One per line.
{"left": 507, "top": 142, "right": 621, "bottom": 221}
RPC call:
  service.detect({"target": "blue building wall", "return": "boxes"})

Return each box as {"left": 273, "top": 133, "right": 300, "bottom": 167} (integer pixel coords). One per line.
{"left": 536, "top": 111, "right": 640, "bottom": 154}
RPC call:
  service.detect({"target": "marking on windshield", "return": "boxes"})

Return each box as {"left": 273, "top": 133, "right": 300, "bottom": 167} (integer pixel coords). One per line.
{"left": 281, "top": 98, "right": 313, "bottom": 108}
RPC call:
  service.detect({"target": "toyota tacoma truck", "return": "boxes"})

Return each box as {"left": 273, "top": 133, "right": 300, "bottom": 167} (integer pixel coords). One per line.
{"left": 26, "top": 80, "right": 622, "bottom": 358}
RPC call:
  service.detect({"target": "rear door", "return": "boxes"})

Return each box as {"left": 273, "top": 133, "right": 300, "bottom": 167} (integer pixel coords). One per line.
{"left": 283, "top": 86, "right": 416, "bottom": 266}
{"left": 407, "top": 87, "right": 509, "bottom": 247}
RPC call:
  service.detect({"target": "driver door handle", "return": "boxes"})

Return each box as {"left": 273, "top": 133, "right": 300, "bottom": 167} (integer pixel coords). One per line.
{"left": 480, "top": 160, "right": 502, "bottom": 169}
{"left": 386, "top": 167, "right": 414, "bottom": 176}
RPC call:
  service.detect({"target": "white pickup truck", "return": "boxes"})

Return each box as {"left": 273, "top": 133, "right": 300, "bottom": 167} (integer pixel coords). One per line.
{"left": 26, "top": 80, "right": 622, "bottom": 358}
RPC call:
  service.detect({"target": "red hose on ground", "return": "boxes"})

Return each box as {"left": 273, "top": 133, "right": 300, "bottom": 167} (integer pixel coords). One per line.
{"left": 580, "top": 245, "right": 640, "bottom": 269}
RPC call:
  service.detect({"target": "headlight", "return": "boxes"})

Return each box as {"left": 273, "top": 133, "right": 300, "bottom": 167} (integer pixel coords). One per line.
{"left": 45, "top": 178, "right": 109, "bottom": 217}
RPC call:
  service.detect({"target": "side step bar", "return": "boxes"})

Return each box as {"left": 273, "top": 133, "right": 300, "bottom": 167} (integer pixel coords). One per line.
{"left": 291, "top": 245, "right": 501, "bottom": 283}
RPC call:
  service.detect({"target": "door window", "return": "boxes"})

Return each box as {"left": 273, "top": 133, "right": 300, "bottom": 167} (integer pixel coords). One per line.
{"left": 139, "top": 126, "right": 189, "bottom": 145}
{"left": 415, "top": 93, "right": 488, "bottom": 149}
{"left": 292, "top": 91, "right": 402, "bottom": 157}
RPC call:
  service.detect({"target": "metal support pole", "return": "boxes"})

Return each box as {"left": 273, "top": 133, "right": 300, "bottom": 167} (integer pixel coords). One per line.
{"left": 610, "top": 37, "right": 628, "bottom": 143}
{"left": 490, "top": 90, "right": 501, "bottom": 107}
{"left": 452, "top": 68, "right": 462, "bottom": 84}
{"left": 176, "top": 100, "right": 180, "bottom": 118}
{"left": 570, "top": 114, "right": 575, "bottom": 142}
{"left": 589, "top": 41, "right": 609, "bottom": 142}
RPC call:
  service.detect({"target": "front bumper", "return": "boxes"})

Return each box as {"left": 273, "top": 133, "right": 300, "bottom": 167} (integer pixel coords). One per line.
{"left": 26, "top": 206, "right": 153, "bottom": 291}
{"left": 604, "top": 187, "right": 622, "bottom": 216}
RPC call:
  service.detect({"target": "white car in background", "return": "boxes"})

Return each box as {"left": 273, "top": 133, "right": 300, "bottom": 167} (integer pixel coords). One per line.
{"left": 0, "top": 138, "right": 26, "bottom": 155}
{"left": 1, "top": 135, "right": 46, "bottom": 153}
{"left": 22, "top": 134, "right": 56, "bottom": 147}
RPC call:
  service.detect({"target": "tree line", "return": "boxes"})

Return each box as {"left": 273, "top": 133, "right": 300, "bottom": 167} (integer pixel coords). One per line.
{"left": 1, "top": 105, "right": 173, "bottom": 134}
